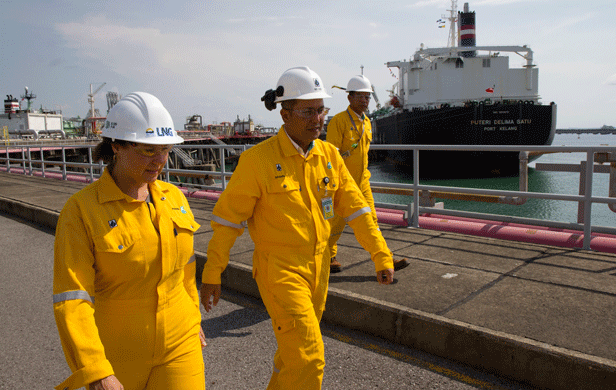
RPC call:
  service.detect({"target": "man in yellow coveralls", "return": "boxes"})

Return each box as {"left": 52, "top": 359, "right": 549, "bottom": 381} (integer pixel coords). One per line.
{"left": 200, "top": 67, "right": 396, "bottom": 390}
{"left": 53, "top": 92, "right": 205, "bottom": 390}
{"left": 326, "top": 74, "right": 409, "bottom": 273}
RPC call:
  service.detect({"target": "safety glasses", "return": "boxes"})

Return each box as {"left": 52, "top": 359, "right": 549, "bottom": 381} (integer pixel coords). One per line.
{"left": 129, "top": 143, "right": 173, "bottom": 157}
{"left": 288, "top": 107, "right": 330, "bottom": 119}
{"left": 350, "top": 94, "right": 371, "bottom": 101}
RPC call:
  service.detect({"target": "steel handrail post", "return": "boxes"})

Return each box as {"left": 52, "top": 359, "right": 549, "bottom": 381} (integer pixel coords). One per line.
{"left": 609, "top": 162, "right": 616, "bottom": 213}
{"left": 412, "top": 147, "right": 420, "bottom": 228}
{"left": 220, "top": 146, "right": 227, "bottom": 191}
{"left": 88, "top": 146, "right": 94, "bottom": 183}
{"left": 61, "top": 147, "right": 67, "bottom": 180}
{"left": 41, "top": 147, "right": 46, "bottom": 178}
{"left": 27, "top": 147, "right": 32, "bottom": 176}
{"left": 577, "top": 161, "right": 587, "bottom": 223}
{"left": 21, "top": 147, "right": 26, "bottom": 175}
{"left": 5, "top": 147, "right": 9, "bottom": 171}
{"left": 582, "top": 150, "right": 594, "bottom": 250}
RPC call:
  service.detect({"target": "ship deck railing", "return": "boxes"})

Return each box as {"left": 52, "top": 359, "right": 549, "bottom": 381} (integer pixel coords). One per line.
{"left": 2, "top": 142, "right": 616, "bottom": 251}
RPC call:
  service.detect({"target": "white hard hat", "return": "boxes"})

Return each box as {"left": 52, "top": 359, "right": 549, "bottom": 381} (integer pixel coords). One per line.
{"left": 102, "top": 92, "right": 184, "bottom": 145}
{"left": 346, "top": 75, "right": 372, "bottom": 93}
{"left": 274, "top": 66, "right": 332, "bottom": 103}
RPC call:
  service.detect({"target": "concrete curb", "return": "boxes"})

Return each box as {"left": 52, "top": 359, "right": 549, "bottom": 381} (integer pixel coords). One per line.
{"left": 0, "top": 196, "right": 59, "bottom": 229}
{"left": 324, "top": 289, "right": 616, "bottom": 389}
{"left": 4, "top": 196, "right": 616, "bottom": 389}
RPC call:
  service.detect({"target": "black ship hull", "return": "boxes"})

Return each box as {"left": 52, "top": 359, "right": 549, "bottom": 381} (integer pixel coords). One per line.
{"left": 372, "top": 101, "right": 557, "bottom": 178}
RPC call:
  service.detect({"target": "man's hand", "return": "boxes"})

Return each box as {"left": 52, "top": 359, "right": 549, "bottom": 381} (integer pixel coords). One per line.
{"left": 89, "top": 375, "right": 123, "bottom": 389}
{"left": 376, "top": 269, "right": 394, "bottom": 285}
{"left": 200, "top": 283, "right": 221, "bottom": 312}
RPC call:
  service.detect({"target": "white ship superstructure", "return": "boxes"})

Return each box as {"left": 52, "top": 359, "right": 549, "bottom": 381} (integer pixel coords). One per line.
{"left": 386, "top": 1, "right": 540, "bottom": 110}
{"left": 388, "top": 45, "right": 538, "bottom": 109}
{"left": 1, "top": 88, "right": 65, "bottom": 139}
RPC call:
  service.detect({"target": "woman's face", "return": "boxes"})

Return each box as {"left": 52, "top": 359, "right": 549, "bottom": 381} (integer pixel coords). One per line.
{"left": 112, "top": 143, "right": 173, "bottom": 186}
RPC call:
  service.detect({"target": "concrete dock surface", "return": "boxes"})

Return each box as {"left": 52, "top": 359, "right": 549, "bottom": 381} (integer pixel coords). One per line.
{"left": 1, "top": 171, "right": 615, "bottom": 389}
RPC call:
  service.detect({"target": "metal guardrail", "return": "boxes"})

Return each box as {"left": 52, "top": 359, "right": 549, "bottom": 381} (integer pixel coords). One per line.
{"left": 368, "top": 144, "right": 616, "bottom": 250}
{"left": 1, "top": 138, "right": 97, "bottom": 147}
{"left": 0, "top": 143, "right": 246, "bottom": 191}
{"left": 2, "top": 142, "right": 616, "bottom": 250}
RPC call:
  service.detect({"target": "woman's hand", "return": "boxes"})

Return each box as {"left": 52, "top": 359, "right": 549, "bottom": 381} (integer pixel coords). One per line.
{"left": 199, "top": 326, "right": 207, "bottom": 349}
{"left": 89, "top": 375, "right": 123, "bottom": 389}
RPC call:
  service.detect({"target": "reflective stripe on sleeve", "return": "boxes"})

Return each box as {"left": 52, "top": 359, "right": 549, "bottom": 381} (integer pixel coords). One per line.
{"left": 53, "top": 290, "right": 95, "bottom": 304}
{"left": 344, "top": 207, "right": 371, "bottom": 223}
{"left": 211, "top": 215, "right": 246, "bottom": 229}
{"left": 187, "top": 254, "right": 196, "bottom": 265}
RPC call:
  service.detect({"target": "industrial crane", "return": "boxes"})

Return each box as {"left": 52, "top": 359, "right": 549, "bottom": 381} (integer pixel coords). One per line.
{"left": 88, "top": 82, "right": 106, "bottom": 118}
{"left": 85, "top": 82, "right": 106, "bottom": 138}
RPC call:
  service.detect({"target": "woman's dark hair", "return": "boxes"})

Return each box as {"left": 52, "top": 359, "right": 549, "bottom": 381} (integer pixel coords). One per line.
{"left": 92, "top": 137, "right": 130, "bottom": 171}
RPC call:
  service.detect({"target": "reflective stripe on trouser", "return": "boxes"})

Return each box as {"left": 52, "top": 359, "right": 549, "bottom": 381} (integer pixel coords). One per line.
{"left": 328, "top": 177, "right": 377, "bottom": 258}
{"left": 94, "top": 284, "right": 205, "bottom": 390}
{"left": 254, "top": 251, "right": 329, "bottom": 390}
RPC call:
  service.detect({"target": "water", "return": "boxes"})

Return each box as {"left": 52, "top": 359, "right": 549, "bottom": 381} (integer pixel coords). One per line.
{"left": 369, "top": 133, "right": 616, "bottom": 228}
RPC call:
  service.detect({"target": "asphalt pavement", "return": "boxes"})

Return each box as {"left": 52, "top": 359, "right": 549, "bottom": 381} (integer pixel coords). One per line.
{"left": 1, "top": 171, "right": 616, "bottom": 390}
{"left": 1, "top": 212, "right": 533, "bottom": 390}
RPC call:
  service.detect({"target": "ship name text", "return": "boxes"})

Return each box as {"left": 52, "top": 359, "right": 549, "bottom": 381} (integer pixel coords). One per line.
{"left": 471, "top": 119, "right": 532, "bottom": 126}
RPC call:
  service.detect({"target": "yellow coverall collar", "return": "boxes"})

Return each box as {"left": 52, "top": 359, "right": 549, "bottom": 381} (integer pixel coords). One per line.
{"left": 347, "top": 105, "right": 366, "bottom": 121}
{"left": 278, "top": 125, "right": 325, "bottom": 158}
{"left": 97, "top": 168, "right": 168, "bottom": 204}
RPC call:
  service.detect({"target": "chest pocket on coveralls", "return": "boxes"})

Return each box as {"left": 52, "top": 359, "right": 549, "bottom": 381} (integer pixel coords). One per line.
{"left": 93, "top": 228, "right": 144, "bottom": 278}
{"left": 265, "top": 176, "right": 306, "bottom": 225}
{"left": 320, "top": 175, "right": 340, "bottom": 198}
{"left": 171, "top": 214, "right": 200, "bottom": 270}
{"left": 343, "top": 127, "right": 356, "bottom": 152}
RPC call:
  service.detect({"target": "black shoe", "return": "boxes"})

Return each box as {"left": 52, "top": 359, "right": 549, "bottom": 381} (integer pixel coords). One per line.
{"left": 393, "top": 258, "right": 409, "bottom": 271}
{"left": 330, "top": 257, "right": 342, "bottom": 273}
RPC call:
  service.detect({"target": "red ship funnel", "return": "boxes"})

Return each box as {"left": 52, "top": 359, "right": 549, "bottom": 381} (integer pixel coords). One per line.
{"left": 458, "top": 2, "right": 476, "bottom": 57}
{"left": 4, "top": 95, "right": 19, "bottom": 114}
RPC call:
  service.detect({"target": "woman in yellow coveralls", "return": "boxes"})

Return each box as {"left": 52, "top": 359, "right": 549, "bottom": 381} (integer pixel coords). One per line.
{"left": 200, "top": 67, "right": 396, "bottom": 390}
{"left": 53, "top": 92, "right": 206, "bottom": 390}
{"left": 326, "top": 75, "right": 408, "bottom": 273}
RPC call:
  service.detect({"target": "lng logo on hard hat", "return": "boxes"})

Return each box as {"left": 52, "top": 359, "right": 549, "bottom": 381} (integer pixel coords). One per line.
{"left": 145, "top": 127, "right": 175, "bottom": 137}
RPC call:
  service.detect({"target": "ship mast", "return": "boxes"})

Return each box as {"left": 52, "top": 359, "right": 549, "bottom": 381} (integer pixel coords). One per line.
{"left": 20, "top": 87, "right": 36, "bottom": 112}
{"left": 446, "top": 0, "right": 459, "bottom": 48}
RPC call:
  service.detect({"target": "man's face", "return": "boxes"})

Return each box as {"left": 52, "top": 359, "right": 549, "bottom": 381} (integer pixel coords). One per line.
{"left": 348, "top": 92, "right": 371, "bottom": 115}
{"left": 280, "top": 99, "right": 327, "bottom": 150}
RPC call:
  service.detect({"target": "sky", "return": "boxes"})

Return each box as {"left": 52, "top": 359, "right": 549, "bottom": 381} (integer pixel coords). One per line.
{"left": 1, "top": 0, "right": 615, "bottom": 130}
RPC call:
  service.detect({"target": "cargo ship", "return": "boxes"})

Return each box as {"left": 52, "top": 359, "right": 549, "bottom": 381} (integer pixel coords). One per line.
{"left": 372, "top": 1, "right": 556, "bottom": 178}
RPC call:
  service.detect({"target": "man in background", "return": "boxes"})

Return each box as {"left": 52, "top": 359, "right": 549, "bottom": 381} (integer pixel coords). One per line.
{"left": 326, "top": 74, "right": 409, "bottom": 273}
